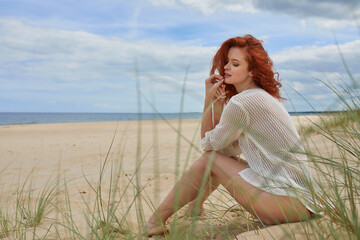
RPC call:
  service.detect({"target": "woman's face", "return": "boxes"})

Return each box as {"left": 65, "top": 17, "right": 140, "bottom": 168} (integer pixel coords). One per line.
{"left": 223, "top": 47, "right": 253, "bottom": 92}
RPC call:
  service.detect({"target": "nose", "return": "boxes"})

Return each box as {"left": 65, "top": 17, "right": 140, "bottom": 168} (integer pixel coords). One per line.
{"left": 224, "top": 62, "right": 230, "bottom": 70}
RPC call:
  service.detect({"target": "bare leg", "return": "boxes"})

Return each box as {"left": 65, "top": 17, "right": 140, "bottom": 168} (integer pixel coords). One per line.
{"left": 202, "top": 152, "right": 311, "bottom": 224}
{"left": 146, "top": 152, "right": 310, "bottom": 236}
{"left": 187, "top": 157, "right": 247, "bottom": 216}
{"left": 187, "top": 177, "right": 219, "bottom": 216}
{"left": 146, "top": 152, "right": 225, "bottom": 236}
{"left": 146, "top": 152, "right": 219, "bottom": 236}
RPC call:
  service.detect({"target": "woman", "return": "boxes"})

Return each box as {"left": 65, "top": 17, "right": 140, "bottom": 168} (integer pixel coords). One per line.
{"left": 145, "top": 34, "right": 322, "bottom": 236}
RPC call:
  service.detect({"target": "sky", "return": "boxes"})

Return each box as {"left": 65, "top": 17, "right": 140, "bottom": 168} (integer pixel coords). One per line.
{"left": 0, "top": 0, "right": 359, "bottom": 113}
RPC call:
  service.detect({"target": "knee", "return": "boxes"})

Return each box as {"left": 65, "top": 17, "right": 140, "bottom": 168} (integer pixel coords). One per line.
{"left": 195, "top": 152, "right": 209, "bottom": 168}
{"left": 195, "top": 151, "right": 220, "bottom": 169}
{"left": 195, "top": 151, "right": 214, "bottom": 167}
{"left": 202, "top": 150, "right": 219, "bottom": 158}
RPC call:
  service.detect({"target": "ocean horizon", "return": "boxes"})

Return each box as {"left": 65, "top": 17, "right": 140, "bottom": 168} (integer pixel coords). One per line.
{"left": 0, "top": 111, "right": 331, "bottom": 126}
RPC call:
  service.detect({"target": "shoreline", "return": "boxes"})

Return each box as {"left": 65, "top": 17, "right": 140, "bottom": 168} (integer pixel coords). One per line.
{"left": 0, "top": 111, "right": 336, "bottom": 126}
{"left": 0, "top": 113, "right": 326, "bottom": 127}
{"left": 0, "top": 118, "right": 202, "bottom": 128}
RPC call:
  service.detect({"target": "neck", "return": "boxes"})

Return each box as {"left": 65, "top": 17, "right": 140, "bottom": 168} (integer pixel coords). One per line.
{"left": 235, "top": 80, "right": 258, "bottom": 93}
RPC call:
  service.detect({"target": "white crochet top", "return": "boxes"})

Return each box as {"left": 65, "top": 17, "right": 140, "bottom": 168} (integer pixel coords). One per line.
{"left": 201, "top": 88, "right": 323, "bottom": 214}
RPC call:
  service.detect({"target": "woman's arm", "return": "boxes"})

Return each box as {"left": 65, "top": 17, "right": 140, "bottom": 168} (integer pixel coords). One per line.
{"left": 201, "top": 97, "right": 248, "bottom": 151}
{"left": 212, "top": 83, "right": 226, "bottom": 127}
{"left": 212, "top": 101, "right": 224, "bottom": 127}
{"left": 201, "top": 74, "right": 224, "bottom": 139}
{"left": 201, "top": 98, "right": 213, "bottom": 139}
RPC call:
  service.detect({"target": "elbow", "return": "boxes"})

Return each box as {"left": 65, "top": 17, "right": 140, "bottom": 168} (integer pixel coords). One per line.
{"left": 201, "top": 141, "right": 223, "bottom": 152}
{"left": 200, "top": 142, "right": 210, "bottom": 152}
{"left": 200, "top": 140, "right": 214, "bottom": 152}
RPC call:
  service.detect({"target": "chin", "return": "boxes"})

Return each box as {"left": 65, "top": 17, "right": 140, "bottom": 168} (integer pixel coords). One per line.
{"left": 224, "top": 80, "right": 234, "bottom": 86}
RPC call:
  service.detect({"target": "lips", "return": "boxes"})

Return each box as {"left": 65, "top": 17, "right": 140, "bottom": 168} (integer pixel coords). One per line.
{"left": 224, "top": 73, "right": 231, "bottom": 78}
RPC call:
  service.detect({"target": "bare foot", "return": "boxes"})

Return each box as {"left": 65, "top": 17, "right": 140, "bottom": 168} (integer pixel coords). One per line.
{"left": 144, "top": 222, "right": 168, "bottom": 237}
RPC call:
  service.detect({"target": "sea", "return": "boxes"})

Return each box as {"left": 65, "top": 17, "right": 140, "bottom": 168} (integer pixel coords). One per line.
{"left": 0, "top": 111, "right": 325, "bottom": 126}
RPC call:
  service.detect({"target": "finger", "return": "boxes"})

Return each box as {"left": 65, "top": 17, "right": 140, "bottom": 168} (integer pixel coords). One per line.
{"left": 219, "top": 88, "right": 227, "bottom": 98}
{"left": 215, "top": 91, "right": 221, "bottom": 98}
{"left": 212, "top": 74, "right": 223, "bottom": 80}
{"left": 206, "top": 74, "right": 216, "bottom": 81}
{"left": 217, "top": 91, "right": 224, "bottom": 99}
{"left": 213, "top": 79, "right": 224, "bottom": 89}
{"left": 207, "top": 74, "right": 224, "bottom": 83}
{"left": 219, "top": 87, "right": 225, "bottom": 94}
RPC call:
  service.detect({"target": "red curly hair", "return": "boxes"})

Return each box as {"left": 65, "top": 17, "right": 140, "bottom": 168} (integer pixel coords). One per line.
{"left": 210, "top": 34, "right": 284, "bottom": 101}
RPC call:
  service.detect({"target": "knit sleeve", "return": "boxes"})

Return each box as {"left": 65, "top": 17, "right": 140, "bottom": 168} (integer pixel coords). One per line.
{"left": 201, "top": 98, "right": 249, "bottom": 151}
{"left": 217, "top": 139, "right": 242, "bottom": 157}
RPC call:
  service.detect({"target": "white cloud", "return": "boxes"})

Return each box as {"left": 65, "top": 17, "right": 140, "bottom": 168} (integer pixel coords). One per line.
{"left": 292, "top": 81, "right": 305, "bottom": 92}
{"left": 183, "top": 0, "right": 256, "bottom": 15}
{"left": 273, "top": 40, "right": 360, "bottom": 73}
{"left": 253, "top": 0, "right": 360, "bottom": 21}
{"left": 0, "top": 18, "right": 217, "bottom": 112}
{"left": 312, "top": 94, "right": 328, "bottom": 100}
{"left": 273, "top": 39, "right": 360, "bottom": 110}
{"left": 0, "top": 18, "right": 215, "bottom": 91}
{"left": 314, "top": 18, "right": 357, "bottom": 29}
{"left": 300, "top": 20, "right": 307, "bottom": 28}
{"left": 1, "top": 17, "right": 358, "bottom": 112}
{"left": 147, "top": 0, "right": 177, "bottom": 7}
{"left": 148, "top": 0, "right": 256, "bottom": 15}
{"left": 147, "top": 0, "right": 360, "bottom": 28}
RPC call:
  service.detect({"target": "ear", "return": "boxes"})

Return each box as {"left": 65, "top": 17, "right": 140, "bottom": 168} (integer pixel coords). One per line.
{"left": 249, "top": 71, "right": 253, "bottom": 77}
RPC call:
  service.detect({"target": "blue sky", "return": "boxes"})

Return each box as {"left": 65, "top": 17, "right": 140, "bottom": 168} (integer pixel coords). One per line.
{"left": 0, "top": 0, "right": 359, "bottom": 113}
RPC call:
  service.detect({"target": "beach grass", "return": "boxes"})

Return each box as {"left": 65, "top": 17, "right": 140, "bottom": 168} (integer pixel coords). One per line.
{"left": 289, "top": 81, "right": 360, "bottom": 239}
{"left": 0, "top": 203, "right": 12, "bottom": 238}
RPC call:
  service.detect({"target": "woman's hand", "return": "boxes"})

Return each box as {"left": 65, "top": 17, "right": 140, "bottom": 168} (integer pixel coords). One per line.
{"left": 213, "top": 83, "right": 227, "bottom": 106}
{"left": 205, "top": 74, "right": 225, "bottom": 102}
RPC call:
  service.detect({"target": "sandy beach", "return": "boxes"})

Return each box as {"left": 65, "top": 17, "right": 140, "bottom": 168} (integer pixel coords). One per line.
{"left": 0, "top": 115, "right": 343, "bottom": 239}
